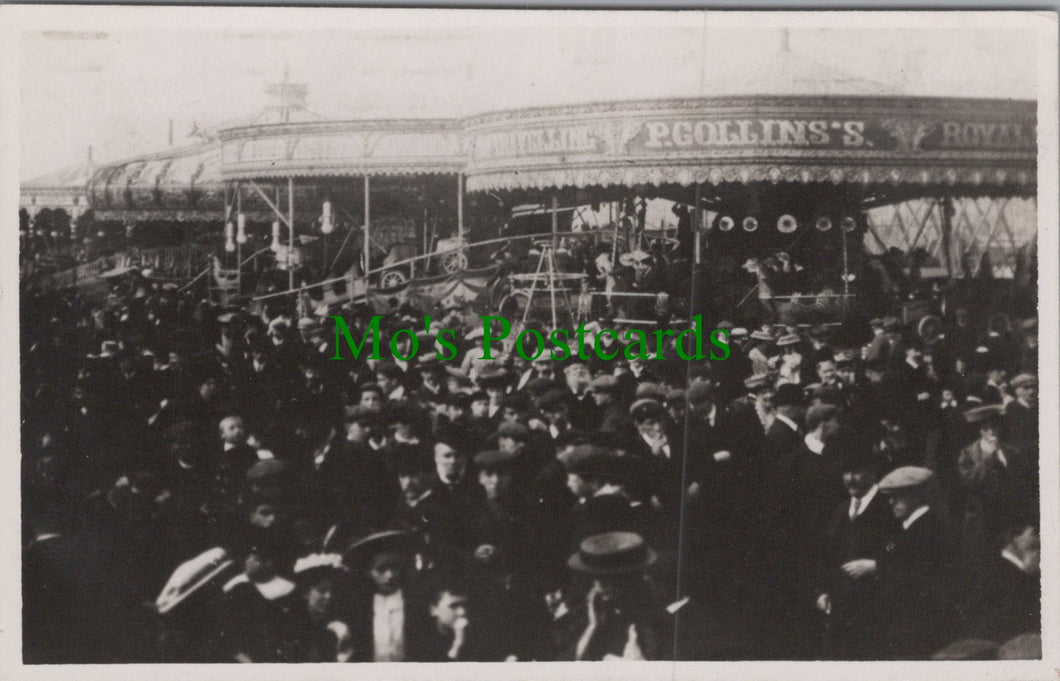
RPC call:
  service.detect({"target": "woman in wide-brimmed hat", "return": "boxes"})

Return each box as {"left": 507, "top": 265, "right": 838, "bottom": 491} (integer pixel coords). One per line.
{"left": 553, "top": 532, "right": 669, "bottom": 661}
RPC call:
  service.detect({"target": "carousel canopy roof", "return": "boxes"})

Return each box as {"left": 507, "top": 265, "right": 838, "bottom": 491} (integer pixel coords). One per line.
{"left": 462, "top": 96, "right": 1036, "bottom": 198}
{"left": 219, "top": 119, "right": 465, "bottom": 180}
{"left": 86, "top": 142, "right": 225, "bottom": 220}
{"left": 20, "top": 159, "right": 96, "bottom": 210}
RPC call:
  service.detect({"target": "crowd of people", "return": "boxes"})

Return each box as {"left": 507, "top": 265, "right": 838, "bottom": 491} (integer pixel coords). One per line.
{"left": 21, "top": 268, "right": 1041, "bottom": 663}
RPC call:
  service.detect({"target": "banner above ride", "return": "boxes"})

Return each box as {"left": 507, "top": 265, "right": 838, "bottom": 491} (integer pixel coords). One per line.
{"left": 462, "top": 96, "right": 1036, "bottom": 197}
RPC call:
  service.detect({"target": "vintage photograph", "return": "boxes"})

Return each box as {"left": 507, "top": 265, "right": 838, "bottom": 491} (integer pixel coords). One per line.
{"left": 8, "top": 7, "right": 1054, "bottom": 671}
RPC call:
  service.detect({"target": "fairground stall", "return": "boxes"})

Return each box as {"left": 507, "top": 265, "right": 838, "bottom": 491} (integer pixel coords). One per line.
{"left": 461, "top": 96, "right": 1037, "bottom": 336}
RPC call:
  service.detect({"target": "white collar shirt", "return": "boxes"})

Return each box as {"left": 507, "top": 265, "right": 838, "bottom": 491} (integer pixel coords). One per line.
{"left": 902, "top": 505, "right": 931, "bottom": 531}
{"left": 774, "top": 413, "right": 799, "bottom": 433}
{"left": 849, "top": 485, "right": 879, "bottom": 519}
{"left": 373, "top": 590, "right": 405, "bottom": 662}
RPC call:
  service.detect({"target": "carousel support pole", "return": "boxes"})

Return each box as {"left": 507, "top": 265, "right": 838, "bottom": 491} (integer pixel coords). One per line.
{"left": 939, "top": 195, "right": 954, "bottom": 277}
{"left": 841, "top": 222, "right": 850, "bottom": 298}
{"left": 364, "top": 176, "right": 371, "bottom": 289}
{"left": 236, "top": 183, "right": 242, "bottom": 294}
{"left": 551, "top": 194, "right": 559, "bottom": 249}
{"left": 288, "top": 177, "right": 295, "bottom": 292}
{"left": 457, "top": 174, "right": 465, "bottom": 242}
{"left": 693, "top": 183, "right": 702, "bottom": 265}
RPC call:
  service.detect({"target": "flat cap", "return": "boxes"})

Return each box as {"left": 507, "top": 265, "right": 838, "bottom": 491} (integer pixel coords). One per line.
{"left": 345, "top": 405, "right": 381, "bottom": 424}
{"left": 629, "top": 398, "right": 666, "bottom": 421}
{"left": 964, "top": 404, "right": 1003, "bottom": 424}
{"left": 538, "top": 388, "right": 570, "bottom": 410}
{"left": 743, "top": 373, "right": 772, "bottom": 390}
{"left": 474, "top": 449, "right": 517, "bottom": 469}
{"left": 878, "top": 466, "right": 934, "bottom": 493}
{"left": 805, "top": 404, "right": 838, "bottom": 431}
{"left": 773, "top": 383, "right": 803, "bottom": 407}
{"left": 1010, "top": 373, "right": 1037, "bottom": 390}
{"left": 589, "top": 374, "right": 619, "bottom": 392}
{"left": 493, "top": 421, "right": 530, "bottom": 441}
{"left": 686, "top": 381, "right": 713, "bottom": 405}
{"left": 635, "top": 382, "right": 668, "bottom": 402}
{"left": 665, "top": 388, "right": 686, "bottom": 404}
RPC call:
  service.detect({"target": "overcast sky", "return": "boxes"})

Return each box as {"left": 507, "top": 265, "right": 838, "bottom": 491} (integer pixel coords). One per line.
{"left": 19, "top": 11, "right": 1040, "bottom": 181}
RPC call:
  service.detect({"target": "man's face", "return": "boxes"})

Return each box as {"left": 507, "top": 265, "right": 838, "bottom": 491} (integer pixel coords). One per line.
{"left": 430, "top": 591, "right": 469, "bottom": 632}
{"left": 376, "top": 374, "right": 396, "bottom": 393}
{"left": 1012, "top": 526, "right": 1041, "bottom": 574}
{"left": 502, "top": 407, "right": 521, "bottom": 424}
{"left": 249, "top": 503, "right": 278, "bottom": 529}
{"left": 360, "top": 391, "right": 382, "bottom": 410}
{"left": 435, "top": 445, "right": 465, "bottom": 481}
{"left": 470, "top": 398, "right": 489, "bottom": 418}
{"left": 479, "top": 468, "right": 511, "bottom": 501}
{"left": 821, "top": 416, "right": 840, "bottom": 442}
{"left": 1016, "top": 384, "right": 1037, "bottom": 404}
{"left": 842, "top": 467, "right": 876, "bottom": 498}
{"left": 567, "top": 472, "right": 591, "bottom": 498}
{"left": 543, "top": 405, "right": 568, "bottom": 426}
{"left": 199, "top": 378, "right": 219, "bottom": 401}
{"left": 399, "top": 470, "right": 428, "bottom": 500}
{"left": 817, "top": 361, "right": 837, "bottom": 384}
{"left": 755, "top": 389, "right": 775, "bottom": 411}
{"left": 988, "top": 369, "right": 1005, "bottom": 384}
{"left": 565, "top": 366, "right": 590, "bottom": 393}
{"left": 979, "top": 423, "right": 999, "bottom": 442}
{"left": 245, "top": 552, "right": 275, "bottom": 582}
{"left": 690, "top": 398, "right": 713, "bottom": 420}
{"left": 533, "top": 360, "right": 554, "bottom": 378}
{"left": 591, "top": 391, "right": 611, "bottom": 406}
{"left": 636, "top": 417, "right": 664, "bottom": 440}
{"left": 368, "top": 552, "right": 404, "bottom": 595}
{"left": 220, "top": 417, "right": 245, "bottom": 445}
{"left": 305, "top": 578, "right": 335, "bottom": 619}
{"left": 347, "top": 420, "right": 370, "bottom": 442}
{"left": 886, "top": 492, "right": 918, "bottom": 520}
{"left": 498, "top": 436, "right": 519, "bottom": 455}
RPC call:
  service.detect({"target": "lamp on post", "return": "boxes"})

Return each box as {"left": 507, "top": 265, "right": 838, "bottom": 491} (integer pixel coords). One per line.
{"left": 270, "top": 220, "right": 282, "bottom": 252}
{"left": 225, "top": 219, "right": 236, "bottom": 253}
{"left": 321, "top": 199, "right": 333, "bottom": 279}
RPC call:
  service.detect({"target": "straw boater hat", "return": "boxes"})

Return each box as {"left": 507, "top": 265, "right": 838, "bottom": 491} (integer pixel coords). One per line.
{"left": 568, "top": 531, "right": 657, "bottom": 576}
{"left": 292, "top": 553, "right": 347, "bottom": 586}
{"left": 155, "top": 547, "right": 237, "bottom": 615}
{"left": 343, "top": 530, "right": 413, "bottom": 568}
{"left": 777, "top": 333, "right": 801, "bottom": 347}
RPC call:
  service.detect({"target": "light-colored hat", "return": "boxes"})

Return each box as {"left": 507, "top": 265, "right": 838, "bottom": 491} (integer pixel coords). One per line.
{"left": 879, "top": 466, "right": 934, "bottom": 493}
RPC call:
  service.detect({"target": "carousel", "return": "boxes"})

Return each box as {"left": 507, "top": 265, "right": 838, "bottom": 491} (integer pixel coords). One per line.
{"left": 460, "top": 95, "right": 1037, "bottom": 336}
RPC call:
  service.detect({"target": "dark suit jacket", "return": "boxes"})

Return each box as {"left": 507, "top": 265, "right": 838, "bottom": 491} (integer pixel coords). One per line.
{"left": 817, "top": 491, "right": 897, "bottom": 658}
{"left": 961, "top": 553, "right": 1041, "bottom": 643}
{"left": 875, "top": 509, "right": 956, "bottom": 659}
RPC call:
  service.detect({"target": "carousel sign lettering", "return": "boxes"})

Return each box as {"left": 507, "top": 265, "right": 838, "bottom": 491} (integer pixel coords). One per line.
{"left": 473, "top": 125, "right": 600, "bottom": 159}
{"left": 641, "top": 119, "right": 868, "bottom": 149}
